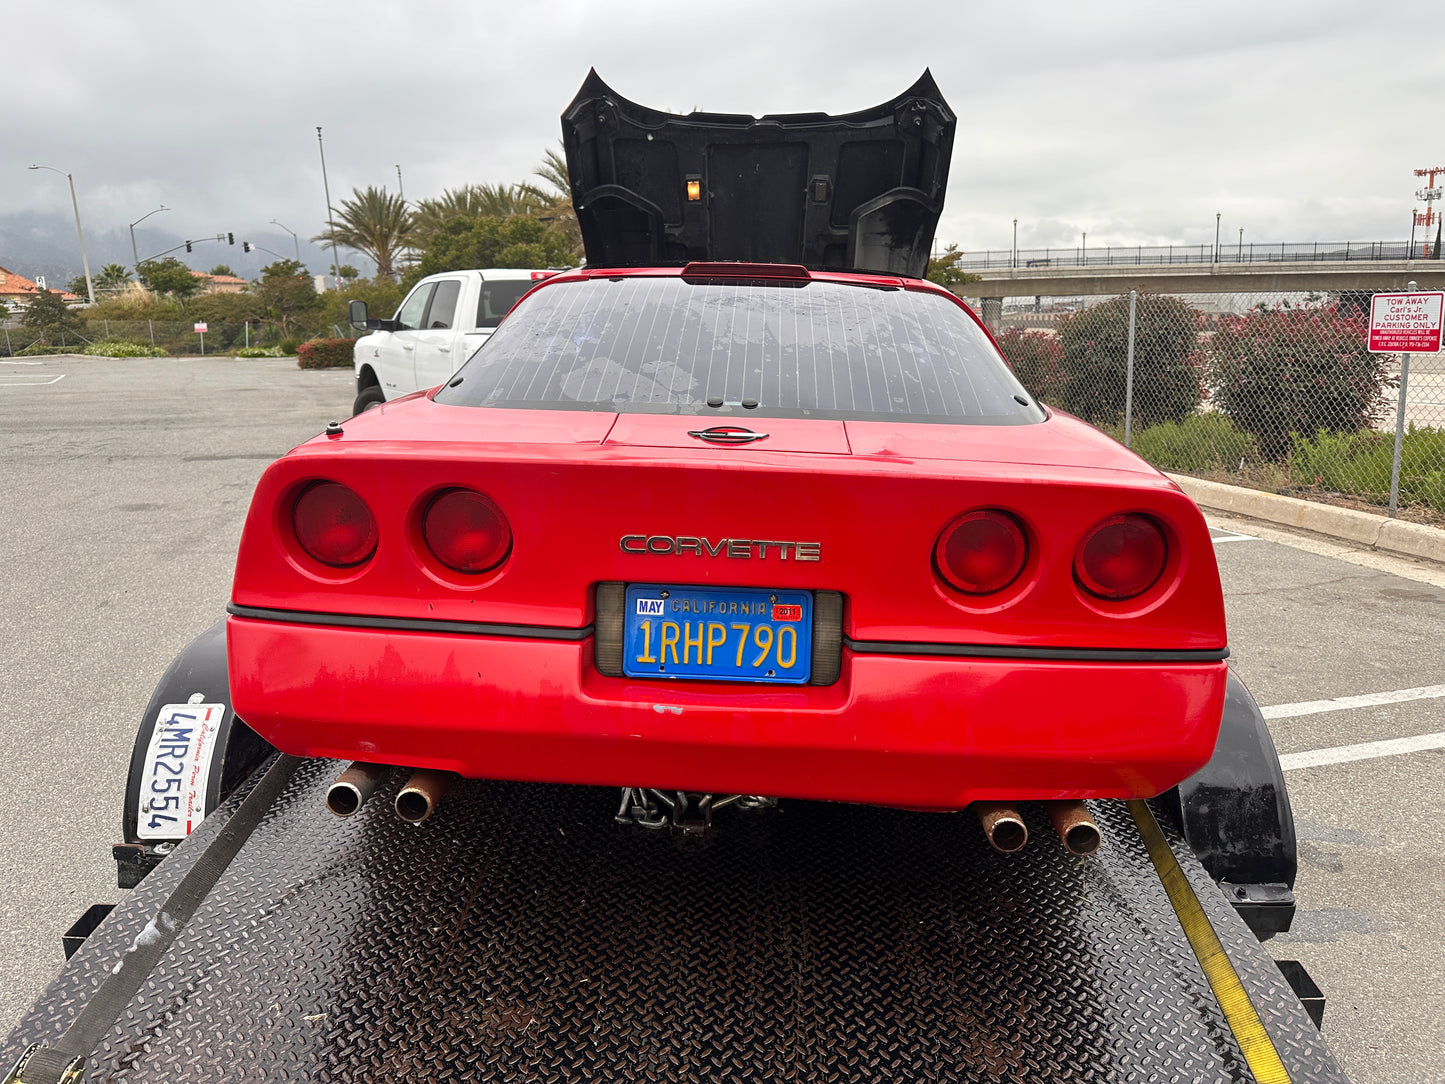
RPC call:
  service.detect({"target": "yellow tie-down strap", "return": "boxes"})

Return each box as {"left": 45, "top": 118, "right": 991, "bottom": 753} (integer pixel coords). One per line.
{"left": 1127, "top": 800, "right": 1292, "bottom": 1084}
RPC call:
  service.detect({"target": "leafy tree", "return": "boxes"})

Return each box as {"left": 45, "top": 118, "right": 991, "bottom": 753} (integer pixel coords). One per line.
{"left": 208, "top": 264, "right": 236, "bottom": 277}
{"left": 413, "top": 215, "right": 573, "bottom": 282}
{"left": 337, "top": 264, "right": 360, "bottom": 281}
{"left": 322, "top": 275, "right": 402, "bottom": 328}
{"left": 924, "top": 244, "right": 981, "bottom": 289}
{"left": 993, "top": 327, "right": 1063, "bottom": 402}
{"left": 1055, "top": 293, "right": 1204, "bottom": 428}
{"left": 20, "top": 289, "right": 83, "bottom": 344}
{"left": 0, "top": 297, "right": 10, "bottom": 323}
{"left": 312, "top": 185, "right": 412, "bottom": 280}
{"left": 1211, "top": 304, "right": 1392, "bottom": 460}
{"left": 257, "top": 259, "right": 322, "bottom": 337}
{"left": 138, "top": 257, "right": 202, "bottom": 300}
{"left": 67, "top": 275, "right": 91, "bottom": 298}
{"left": 95, "top": 263, "right": 132, "bottom": 292}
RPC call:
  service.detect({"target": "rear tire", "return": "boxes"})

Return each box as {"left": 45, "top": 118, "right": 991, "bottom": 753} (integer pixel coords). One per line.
{"left": 352, "top": 385, "right": 386, "bottom": 415}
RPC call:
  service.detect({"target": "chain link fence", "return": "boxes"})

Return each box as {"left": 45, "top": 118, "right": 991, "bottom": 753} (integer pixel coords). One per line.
{"left": 0, "top": 319, "right": 356, "bottom": 357}
{"left": 979, "top": 290, "right": 1444, "bottom": 522}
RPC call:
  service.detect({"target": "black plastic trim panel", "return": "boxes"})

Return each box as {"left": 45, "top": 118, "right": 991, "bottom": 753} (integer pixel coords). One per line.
{"left": 845, "top": 637, "right": 1230, "bottom": 663}
{"left": 226, "top": 603, "right": 593, "bottom": 641}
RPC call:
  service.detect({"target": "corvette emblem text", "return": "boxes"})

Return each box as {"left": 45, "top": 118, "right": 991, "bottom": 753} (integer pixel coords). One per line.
{"left": 620, "top": 535, "right": 821, "bottom": 561}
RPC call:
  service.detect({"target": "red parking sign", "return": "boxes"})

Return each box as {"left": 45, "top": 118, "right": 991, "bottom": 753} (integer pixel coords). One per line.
{"left": 1368, "top": 292, "right": 1444, "bottom": 353}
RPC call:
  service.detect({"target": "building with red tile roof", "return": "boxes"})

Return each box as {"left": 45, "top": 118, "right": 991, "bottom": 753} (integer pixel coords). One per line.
{"left": 0, "top": 265, "right": 82, "bottom": 306}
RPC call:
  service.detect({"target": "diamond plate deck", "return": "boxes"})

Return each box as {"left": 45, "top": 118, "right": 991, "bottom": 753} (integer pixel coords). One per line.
{"left": 6, "top": 759, "right": 1346, "bottom": 1082}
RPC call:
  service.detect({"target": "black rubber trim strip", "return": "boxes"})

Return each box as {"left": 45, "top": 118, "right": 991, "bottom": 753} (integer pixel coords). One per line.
{"left": 844, "top": 637, "right": 1229, "bottom": 663}
{"left": 10, "top": 753, "right": 303, "bottom": 1084}
{"left": 227, "top": 603, "right": 593, "bottom": 642}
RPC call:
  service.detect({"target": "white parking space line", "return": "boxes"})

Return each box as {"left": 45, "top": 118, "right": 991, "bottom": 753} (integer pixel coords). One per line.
{"left": 0, "top": 374, "right": 66, "bottom": 387}
{"left": 1280, "top": 731, "right": 1445, "bottom": 772}
{"left": 1210, "top": 532, "right": 1260, "bottom": 545}
{"left": 1261, "top": 683, "right": 1445, "bottom": 720}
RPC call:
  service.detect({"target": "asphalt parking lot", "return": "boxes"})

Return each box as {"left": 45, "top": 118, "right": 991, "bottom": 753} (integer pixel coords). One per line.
{"left": 2, "top": 354, "right": 1442, "bottom": 1083}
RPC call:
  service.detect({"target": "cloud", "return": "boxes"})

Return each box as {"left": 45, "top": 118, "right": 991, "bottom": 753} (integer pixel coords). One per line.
{"left": 5, "top": 0, "right": 1438, "bottom": 280}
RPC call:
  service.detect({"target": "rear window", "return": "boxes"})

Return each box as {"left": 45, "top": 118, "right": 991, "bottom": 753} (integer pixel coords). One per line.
{"left": 478, "top": 278, "right": 537, "bottom": 328}
{"left": 438, "top": 276, "right": 1042, "bottom": 424}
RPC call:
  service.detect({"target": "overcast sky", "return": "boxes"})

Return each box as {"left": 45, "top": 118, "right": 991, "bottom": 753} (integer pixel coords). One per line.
{"left": 2, "top": 0, "right": 1439, "bottom": 280}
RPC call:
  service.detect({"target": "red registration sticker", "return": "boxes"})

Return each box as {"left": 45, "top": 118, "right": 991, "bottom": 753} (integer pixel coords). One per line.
{"left": 773, "top": 604, "right": 803, "bottom": 622}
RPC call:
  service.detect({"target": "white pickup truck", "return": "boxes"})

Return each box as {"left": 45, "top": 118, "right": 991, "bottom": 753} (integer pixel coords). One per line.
{"left": 347, "top": 268, "right": 557, "bottom": 415}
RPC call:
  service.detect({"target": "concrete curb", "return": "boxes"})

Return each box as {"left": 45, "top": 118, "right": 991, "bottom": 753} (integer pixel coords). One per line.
{"left": 1167, "top": 473, "right": 1445, "bottom": 564}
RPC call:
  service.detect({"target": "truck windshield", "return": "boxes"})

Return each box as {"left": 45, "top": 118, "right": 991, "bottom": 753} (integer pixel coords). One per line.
{"left": 438, "top": 276, "right": 1042, "bottom": 424}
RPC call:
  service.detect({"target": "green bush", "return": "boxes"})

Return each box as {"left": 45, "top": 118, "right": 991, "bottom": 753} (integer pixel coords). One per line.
{"left": 1211, "top": 304, "right": 1394, "bottom": 461}
{"left": 1122, "top": 413, "right": 1258, "bottom": 474}
{"left": 278, "top": 338, "right": 301, "bottom": 356}
{"left": 236, "top": 345, "right": 285, "bottom": 358}
{"left": 16, "top": 344, "right": 73, "bottom": 356}
{"left": 82, "top": 339, "right": 167, "bottom": 358}
{"left": 1289, "top": 425, "right": 1445, "bottom": 511}
{"left": 1056, "top": 293, "right": 1204, "bottom": 428}
{"left": 296, "top": 338, "right": 355, "bottom": 369}
{"left": 994, "top": 327, "right": 1063, "bottom": 402}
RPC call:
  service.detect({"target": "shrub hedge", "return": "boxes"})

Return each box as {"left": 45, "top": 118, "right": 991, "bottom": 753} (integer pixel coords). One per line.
{"left": 993, "top": 327, "right": 1064, "bottom": 402}
{"left": 296, "top": 338, "right": 356, "bottom": 369}
{"left": 82, "top": 340, "right": 167, "bottom": 358}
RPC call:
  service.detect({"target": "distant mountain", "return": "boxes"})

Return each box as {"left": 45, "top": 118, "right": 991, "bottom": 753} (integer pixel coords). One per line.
{"left": 0, "top": 211, "right": 344, "bottom": 287}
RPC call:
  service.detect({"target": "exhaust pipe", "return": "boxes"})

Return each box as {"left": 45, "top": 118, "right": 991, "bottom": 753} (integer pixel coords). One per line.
{"left": 974, "top": 802, "right": 1028, "bottom": 853}
{"left": 395, "top": 769, "right": 456, "bottom": 824}
{"left": 1048, "top": 800, "right": 1101, "bottom": 856}
{"left": 326, "top": 762, "right": 387, "bottom": 817}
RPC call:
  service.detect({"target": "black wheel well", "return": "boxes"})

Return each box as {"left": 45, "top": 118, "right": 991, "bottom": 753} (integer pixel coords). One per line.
{"left": 357, "top": 364, "right": 380, "bottom": 390}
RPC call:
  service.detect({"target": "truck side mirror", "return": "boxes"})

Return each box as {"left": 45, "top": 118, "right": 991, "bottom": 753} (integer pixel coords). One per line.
{"left": 348, "top": 299, "right": 369, "bottom": 331}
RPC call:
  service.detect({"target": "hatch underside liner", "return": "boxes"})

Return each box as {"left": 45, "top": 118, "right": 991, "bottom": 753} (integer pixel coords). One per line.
{"left": 561, "top": 69, "right": 955, "bottom": 278}
{"left": 4, "top": 760, "right": 1344, "bottom": 1082}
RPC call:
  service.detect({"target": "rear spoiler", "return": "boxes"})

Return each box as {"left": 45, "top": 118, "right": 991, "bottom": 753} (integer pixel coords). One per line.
{"left": 561, "top": 69, "right": 955, "bottom": 279}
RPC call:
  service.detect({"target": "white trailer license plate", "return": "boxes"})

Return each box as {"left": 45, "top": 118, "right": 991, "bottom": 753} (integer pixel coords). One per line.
{"left": 136, "top": 703, "right": 225, "bottom": 839}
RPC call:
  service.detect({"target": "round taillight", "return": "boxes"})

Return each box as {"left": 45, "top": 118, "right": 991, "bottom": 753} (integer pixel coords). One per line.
{"left": 423, "top": 488, "right": 511, "bottom": 573}
{"left": 935, "top": 510, "right": 1028, "bottom": 595}
{"left": 1075, "top": 514, "right": 1168, "bottom": 600}
{"left": 292, "top": 482, "right": 377, "bottom": 567}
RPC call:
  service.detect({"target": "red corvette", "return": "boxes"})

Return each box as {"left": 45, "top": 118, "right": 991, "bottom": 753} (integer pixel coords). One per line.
{"left": 226, "top": 73, "right": 1227, "bottom": 826}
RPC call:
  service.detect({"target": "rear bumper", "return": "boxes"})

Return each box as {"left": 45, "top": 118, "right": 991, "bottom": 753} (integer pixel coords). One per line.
{"left": 227, "top": 616, "right": 1226, "bottom": 811}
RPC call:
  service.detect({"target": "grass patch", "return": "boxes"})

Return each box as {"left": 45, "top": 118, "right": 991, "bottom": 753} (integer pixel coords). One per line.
{"left": 1111, "top": 413, "right": 1259, "bottom": 473}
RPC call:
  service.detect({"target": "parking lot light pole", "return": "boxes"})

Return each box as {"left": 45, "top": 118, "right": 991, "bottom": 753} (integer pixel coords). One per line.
{"left": 315, "top": 127, "right": 343, "bottom": 287}
{"left": 270, "top": 219, "right": 301, "bottom": 262}
{"left": 129, "top": 205, "right": 170, "bottom": 273}
{"left": 29, "top": 164, "right": 95, "bottom": 305}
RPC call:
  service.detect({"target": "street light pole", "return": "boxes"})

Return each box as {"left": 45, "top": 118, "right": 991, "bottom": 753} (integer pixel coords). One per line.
{"left": 1214, "top": 212, "right": 1221, "bottom": 265}
{"left": 270, "top": 219, "right": 301, "bottom": 262}
{"left": 1238, "top": 227, "right": 1244, "bottom": 262}
{"left": 316, "top": 126, "right": 343, "bottom": 287}
{"left": 30, "top": 164, "right": 95, "bottom": 304}
{"left": 1012, "top": 218, "right": 1018, "bottom": 269}
{"left": 129, "top": 205, "right": 170, "bottom": 274}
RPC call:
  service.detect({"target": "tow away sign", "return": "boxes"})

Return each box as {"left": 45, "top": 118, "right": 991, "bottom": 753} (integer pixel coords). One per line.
{"left": 1368, "top": 292, "right": 1444, "bottom": 353}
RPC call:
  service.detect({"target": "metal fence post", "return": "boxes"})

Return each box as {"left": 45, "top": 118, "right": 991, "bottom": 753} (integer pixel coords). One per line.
{"left": 1389, "top": 351, "right": 1411, "bottom": 517}
{"left": 244, "top": 322, "right": 250, "bottom": 349}
{"left": 1124, "top": 290, "right": 1139, "bottom": 448}
{"left": 148, "top": 319, "right": 155, "bottom": 347}
{"left": 104, "top": 319, "right": 109, "bottom": 339}
{"left": 3, "top": 327, "right": 10, "bottom": 355}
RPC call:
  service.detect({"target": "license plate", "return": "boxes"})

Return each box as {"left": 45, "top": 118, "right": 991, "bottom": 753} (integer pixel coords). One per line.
{"left": 135, "top": 703, "right": 225, "bottom": 839}
{"left": 623, "top": 584, "right": 812, "bottom": 684}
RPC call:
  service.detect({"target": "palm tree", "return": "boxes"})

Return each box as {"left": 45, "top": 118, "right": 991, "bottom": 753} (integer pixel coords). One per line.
{"left": 519, "top": 145, "right": 582, "bottom": 263}
{"left": 95, "top": 263, "right": 132, "bottom": 293}
{"left": 411, "top": 184, "right": 543, "bottom": 250}
{"left": 312, "top": 186, "right": 413, "bottom": 280}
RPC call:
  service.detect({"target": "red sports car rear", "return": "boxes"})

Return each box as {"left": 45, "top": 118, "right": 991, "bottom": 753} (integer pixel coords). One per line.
{"left": 227, "top": 265, "right": 1227, "bottom": 812}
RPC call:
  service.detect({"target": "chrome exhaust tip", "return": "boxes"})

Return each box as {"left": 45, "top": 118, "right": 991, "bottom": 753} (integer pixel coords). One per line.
{"left": 974, "top": 801, "right": 1028, "bottom": 853}
{"left": 1048, "top": 799, "right": 1101, "bottom": 856}
{"left": 395, "top": 769, "right": 456, "bottom": 824}
{"left": 326, "top": 762, "right": 386, "bottom": 817}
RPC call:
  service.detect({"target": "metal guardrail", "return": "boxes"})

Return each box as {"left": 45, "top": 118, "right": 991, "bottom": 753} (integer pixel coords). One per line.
{"left": 957, "top": 241, "right": 1443, "bottom": 271}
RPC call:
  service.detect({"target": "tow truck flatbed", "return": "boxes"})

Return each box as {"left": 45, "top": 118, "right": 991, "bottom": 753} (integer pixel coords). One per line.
{"left": 4, "top": 757, "right": 1344, "bottom": 1082}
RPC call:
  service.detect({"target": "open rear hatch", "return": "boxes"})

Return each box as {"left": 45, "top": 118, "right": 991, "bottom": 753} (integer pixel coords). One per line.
{"left": 561, "top": 69, "right": 955, "bottom": 277}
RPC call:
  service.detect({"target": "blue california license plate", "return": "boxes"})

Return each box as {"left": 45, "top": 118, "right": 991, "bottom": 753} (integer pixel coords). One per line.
{"left": 623, "top": 584, "right": 813, "bottom": 684}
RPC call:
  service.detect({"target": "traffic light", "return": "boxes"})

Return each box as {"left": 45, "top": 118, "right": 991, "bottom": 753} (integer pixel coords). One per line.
{"left": 242, "top": 242, "right": 252, "bottom": 253}
{"left": 185, "top": 241, "right": 192, "bottom": 253}
{"left": 227, "top": 232, "right": 234, "bottom": 245}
